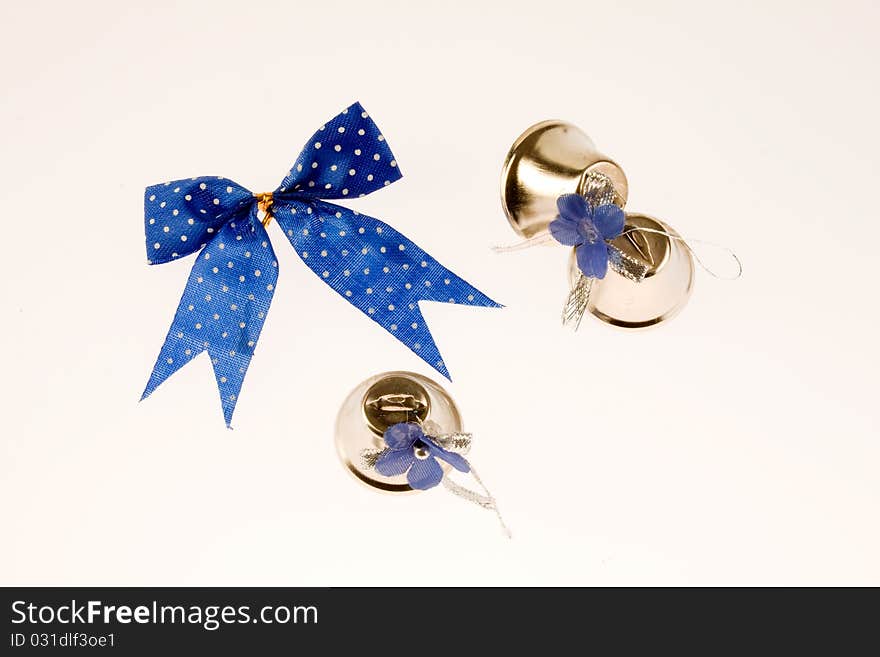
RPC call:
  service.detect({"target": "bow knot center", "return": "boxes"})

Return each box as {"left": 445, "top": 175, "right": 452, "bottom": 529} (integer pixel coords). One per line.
{"left": 255, "top": 192, "right": 274, "bottom": 227}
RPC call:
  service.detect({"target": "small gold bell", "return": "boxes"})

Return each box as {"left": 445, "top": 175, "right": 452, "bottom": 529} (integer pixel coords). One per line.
{"left": 501, "top": 120, "right": 694, "bottom": 328}
{"left": 570, "top": 214, "right": 694, "bottom": 328}
{"left": 334, "top": 371, "right": 462, "bottom": 493}
{"left": 501, "top": 120, "right": 628, "bottom": 238}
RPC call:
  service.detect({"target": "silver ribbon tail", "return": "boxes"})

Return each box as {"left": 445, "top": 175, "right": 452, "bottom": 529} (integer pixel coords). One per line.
{"left": 562, "top": 274, "right": 593, "bottom": 330}
{"left": 562, "top": 171, "right": 651, "bottom": 330}
{"left": 427, "top": 423, "right": 510, "bottom": 537}
{"left": 442, "top": 465, "right": 512, "bottom": 539}
{"left": 363, "top": 423, "right": 510, "bottom": 537}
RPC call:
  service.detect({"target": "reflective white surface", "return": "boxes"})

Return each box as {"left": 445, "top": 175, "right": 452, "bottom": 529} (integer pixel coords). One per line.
{"left": 0, "top": 0, "right": 878, "bottom": 585}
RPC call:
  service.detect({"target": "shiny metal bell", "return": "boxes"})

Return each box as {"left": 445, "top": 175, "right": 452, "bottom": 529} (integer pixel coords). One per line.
{"left": 501, "top": 120, "right": 629, "bottom": 238}
{"left": 501, "top": 120, "right": 694, "bottom": 328}
{"left": 568, "top": 214, "right": 694, "bottom": 328}
{"left": 334, "top": 371, "right": 462, "bottom": 493}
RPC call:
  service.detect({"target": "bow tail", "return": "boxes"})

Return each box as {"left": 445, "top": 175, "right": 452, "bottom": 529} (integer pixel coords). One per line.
{"left": 142, "top": 211, "right": 279, "bottom": 426}
{"left": 273, "top": 200, "right": 500, "bottom": 379}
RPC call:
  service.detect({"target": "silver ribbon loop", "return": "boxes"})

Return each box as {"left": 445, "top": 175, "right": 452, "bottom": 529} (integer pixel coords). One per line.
{"left": 580, "top": 170, "right": 621, "bottom": 206}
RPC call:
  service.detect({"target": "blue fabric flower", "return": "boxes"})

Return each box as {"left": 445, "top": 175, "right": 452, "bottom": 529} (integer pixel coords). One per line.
{"left": 549, "top": 194, "right": 626, "bottom": 279}
{"left": 374, "top": 423, "right": 470, "bottom": 490}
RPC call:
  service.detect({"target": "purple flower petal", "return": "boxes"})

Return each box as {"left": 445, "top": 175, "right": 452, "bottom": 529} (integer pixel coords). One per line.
{"left": 375, "top": 447, "right": 416, "bottom": 477}
{"left": 383, "top": 422, "right": 423, "bottom": 450}
{"left": 575, "top": 241, "right": 609, "bottom": 279}
{"left": 549, "top": 216, "right": 582, "bottom": 246}
{"left": 592, "top": 204, "right": 625, "bottom": 239}
{"left": 427, "top": 440, "right": 470, "bottom": 473}
{"left": 407, "top": 456, "right": 444, "bottom": 490}
{"left": 556, "top": 194, "right": 591, "bottom": 223}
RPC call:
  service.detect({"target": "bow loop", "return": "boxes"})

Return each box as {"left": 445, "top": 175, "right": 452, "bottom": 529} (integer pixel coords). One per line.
{"left": 145, "top": 177, "right": 254, "bottom": 264}
{"left": 275, "top": 101, "right": 401, "bottom": 199}
{"left": 143, "top": 102, "right": 499, "bottom": 426}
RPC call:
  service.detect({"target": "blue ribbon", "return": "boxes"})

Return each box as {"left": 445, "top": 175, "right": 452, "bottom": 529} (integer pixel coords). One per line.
{"left": 141, "top": 102, "right": 500, "bottom": 426}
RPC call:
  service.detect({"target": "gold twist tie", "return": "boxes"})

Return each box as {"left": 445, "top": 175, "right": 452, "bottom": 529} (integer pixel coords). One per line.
{"left": 255, "top": 192, "right": 274, "bottom": 227}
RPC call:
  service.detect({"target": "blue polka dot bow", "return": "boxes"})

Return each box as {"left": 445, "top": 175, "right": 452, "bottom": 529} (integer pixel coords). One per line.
{"left": 141, "top": 101, "right": 501, "bottom": 426}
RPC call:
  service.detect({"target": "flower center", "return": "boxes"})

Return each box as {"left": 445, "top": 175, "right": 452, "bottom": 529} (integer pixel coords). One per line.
{"left": 413, "top": 440, "right": 431, "bottom": 460}
{"left": 580, "top": 219, "right": 600, "bottom": 244}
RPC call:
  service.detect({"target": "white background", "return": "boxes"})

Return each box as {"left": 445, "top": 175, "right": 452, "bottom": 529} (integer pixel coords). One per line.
{"left": 1, "top": 0, "right": 878, "bottom": 585}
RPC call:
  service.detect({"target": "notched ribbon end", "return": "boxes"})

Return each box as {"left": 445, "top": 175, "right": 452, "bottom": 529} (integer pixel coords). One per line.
{"left": 142, "top": 102, "right": 497, "bottom": 426}
{"left": 140, "top": 370, "right": 165, "bottom": 403}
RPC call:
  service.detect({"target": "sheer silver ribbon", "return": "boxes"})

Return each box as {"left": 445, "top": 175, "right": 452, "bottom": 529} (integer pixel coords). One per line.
{"left": 361, "top": 419, "right": 511, "bottom": 537}
{"left": 493, "top": 171, "right": 741, "bottom": 329}
{"left": 560, "top": 172, "right": 650, "bottom": 327}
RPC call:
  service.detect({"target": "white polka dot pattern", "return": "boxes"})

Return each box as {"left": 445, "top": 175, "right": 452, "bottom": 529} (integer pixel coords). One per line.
{"left": 276, "top": 103, "right": 401, "bottom": 199}
{"left": 275, "top": 199, "right": 500, "bottom": 380}
{"left": 141, "top": 101, "right": 500, "bottom": 427}
{"left": 145, "top": 178, "right": 252, "bottom": 264}
{"left": 142, "top": 206, "right": 277, "bottom": 426}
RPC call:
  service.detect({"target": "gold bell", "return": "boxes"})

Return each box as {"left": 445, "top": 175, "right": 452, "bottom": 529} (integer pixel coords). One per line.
{"left": 334, "top": 371, "right": 462, "bottom": 493}
{"left": 501, "top": 120, "right": 695, "bottom": 328}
